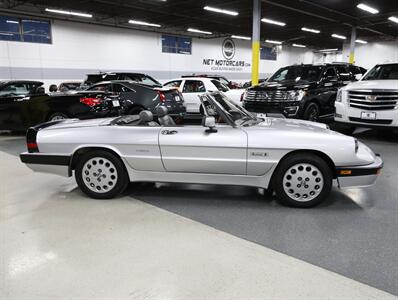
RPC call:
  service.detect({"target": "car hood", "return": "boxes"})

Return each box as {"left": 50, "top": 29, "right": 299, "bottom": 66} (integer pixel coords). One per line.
{"left": 44, "top": 117, "right": 116, "bottom": 130}
{"left": 258, "top": 117, "right": 330, "bottom": 132}
{"left": 343, "top": 80, "right": 398, "bottom": 90}
{"left": 250, "top": 79, "right": 316, "bottom": 91}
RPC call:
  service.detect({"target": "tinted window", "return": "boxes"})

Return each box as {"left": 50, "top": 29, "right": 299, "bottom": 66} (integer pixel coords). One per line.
{"left": 324, "top": 68, "right": 337, "bottom": 79}
{"left": 0, "top": 15, "right": 21, "bottom": 41}
{"left": 0, "top": 83, "right": 29, "bottom": 97}
{"left": 270, "top": 66, "right": 323, "bottom": 82}
{"left": 88, "top": 84, "right": 111, "bottom": 92}
{"left": 113, "top": 84, "right": 131, "bottom": 93}
{"left": 21, "top": 19, "right": 51, "bottom": 44}
{"left": 183, "top": 80, "right": 206, "bottom": 93}
{"left": 164, "top": 80, "right": 182, "bottom": 88}
{"left": 162, "top": 35, "right": 192, "bottom": 55}
{"left": 211, "top": 80, "right": 229, "bottom": 92}
{"left": 335, "top": 65, "right": 352, "bottom": 81}
{"left": 363, "top": 64, "right": 398, "bottom": 80}
{"left": 122, "top": 74, "right": 160, "bottom": 86}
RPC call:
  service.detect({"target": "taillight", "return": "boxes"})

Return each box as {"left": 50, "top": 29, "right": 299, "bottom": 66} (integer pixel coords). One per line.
{"left": 27, "top": 142, "right": 39, "bottom": 153}
{"left": 26, "top": 128, "right": 39, "bottom": 153}
{"left": 80, "top": 97, "right": 103, "bottom": 107}
{"left": 158, "top": 91, "right": 166, "bottom": 103}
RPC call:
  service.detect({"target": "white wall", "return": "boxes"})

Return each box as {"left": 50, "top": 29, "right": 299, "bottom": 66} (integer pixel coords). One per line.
{"left": 0, "top": 19, "right": 313, "bottom": 88}
{"left": 342, "top": 39, "right": 398, "bottom": 69}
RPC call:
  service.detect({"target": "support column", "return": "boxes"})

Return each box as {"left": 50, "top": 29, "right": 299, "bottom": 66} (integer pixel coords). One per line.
{"left": 251, "top": 0, "right": 261, "bottom": 85}
{"left": 349, "top": 26, "right": 357, "bottom": 64}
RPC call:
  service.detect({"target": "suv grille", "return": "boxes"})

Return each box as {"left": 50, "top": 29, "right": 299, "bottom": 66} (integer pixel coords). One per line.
{"left": 348, "top": 90, "right": 398, "bottom": 111}
{"left": 245, "top": 90, "right": 287, "bottom": 102}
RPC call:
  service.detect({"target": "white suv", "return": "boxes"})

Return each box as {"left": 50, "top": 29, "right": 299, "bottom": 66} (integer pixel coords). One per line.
{"left": 335, "top": 62, "right": 398, "bottom": 130}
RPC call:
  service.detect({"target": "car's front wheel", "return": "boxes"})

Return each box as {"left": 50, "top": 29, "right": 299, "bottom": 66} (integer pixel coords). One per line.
{"left": 48, "top": 112, "right": 68, "bottom": 121}
{"left": 75, "top": 150, "right": 129, "bottom": 199}
{"left": 273, "top": 153, "right": 333, "bottom": 208}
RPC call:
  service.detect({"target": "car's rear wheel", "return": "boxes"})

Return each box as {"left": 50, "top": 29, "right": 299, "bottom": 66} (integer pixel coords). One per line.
{"left": 48, "top": 112, "right": 68, "bottom": 121}
{"left": 75, "top": 150, "right": 129, "bottom": 199}
{"left": 273, "top": 153, "right": 332, "bottom": 208}
{"left": 303, "top": 103, "right": 320, "bottom": 121}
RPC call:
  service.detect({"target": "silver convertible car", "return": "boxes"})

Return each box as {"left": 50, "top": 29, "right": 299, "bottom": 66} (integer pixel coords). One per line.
{"left": 20, "top": 92, "right": 383, "bottom": 208}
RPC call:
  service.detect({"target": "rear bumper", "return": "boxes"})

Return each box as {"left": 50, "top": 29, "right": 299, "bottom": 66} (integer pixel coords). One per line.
{"left": 336, "top": 156, "right": 383, "bottom": 188}
{"left": 20, "top": 153, "right": 71, "bottom": 177}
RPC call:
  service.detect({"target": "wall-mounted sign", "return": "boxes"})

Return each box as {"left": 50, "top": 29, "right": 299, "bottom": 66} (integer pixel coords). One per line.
{"left": 202, "top": 38, "right": 251, "bottom": 72}
{"left": 260, "top": 46, "right": 277, "bottom": 61}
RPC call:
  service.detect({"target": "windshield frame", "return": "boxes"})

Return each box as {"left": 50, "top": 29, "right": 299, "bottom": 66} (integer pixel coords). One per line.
{"left": 269, "top": 65, "right": 324, "bottom": 82}
{"left": 362, "top": 64, "right": 398, "bottom": 81}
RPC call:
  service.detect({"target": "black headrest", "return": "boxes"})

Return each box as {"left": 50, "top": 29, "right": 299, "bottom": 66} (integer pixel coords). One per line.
{"left": 139, "top": 110, "right": 153, "bottom": 122}
{"left": 36, "top": 86, "right": 45, "bottom": 94}
{"left": 156, "top": 105, "right": 168, "bottom": 117}
{"left": 49, "top": 84, "right": 58, "bottom": 92}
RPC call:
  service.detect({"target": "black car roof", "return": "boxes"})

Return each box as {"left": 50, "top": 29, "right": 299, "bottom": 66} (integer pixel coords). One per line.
{"left": 0, "top": 80, "right": 43, "bottom": 87}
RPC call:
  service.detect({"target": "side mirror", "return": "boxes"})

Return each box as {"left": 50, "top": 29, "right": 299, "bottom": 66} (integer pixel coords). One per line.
{"left": 355, "top": 74, "right": 362, "bottom": 81}
{"left": 202, "top": 116, "right": 217, "bottom": 133}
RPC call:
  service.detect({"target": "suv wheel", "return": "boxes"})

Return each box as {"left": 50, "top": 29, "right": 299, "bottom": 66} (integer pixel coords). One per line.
{"left": 75, "top": 150, "right": 129, "bottom": 199}
{"left": 303, "top": 103, "right": 320, "bottom": 121}
{"left": 273, "top": 153, "right": 332, "bottom": 208}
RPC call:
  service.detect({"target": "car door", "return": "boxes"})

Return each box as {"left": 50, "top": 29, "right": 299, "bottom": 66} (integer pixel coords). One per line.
{"left": 181, "top": 80, "right": 206, "bottom": 113}
{"left": 0, "top": 83, "right": 29, "bottom": 130}
{"left": 158, "top": 124, "right": 247, "bottom": 175}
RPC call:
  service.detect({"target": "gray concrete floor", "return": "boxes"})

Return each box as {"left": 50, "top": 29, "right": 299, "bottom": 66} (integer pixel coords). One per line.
{"left": 1, "top": 129, "right": 397, "bottom": 298}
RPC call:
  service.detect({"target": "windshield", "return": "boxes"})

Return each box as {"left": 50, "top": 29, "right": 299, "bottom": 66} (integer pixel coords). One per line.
{"left": 211, "top": 79, "right": 229, "bottom": 92}
{"left": 270, "top": 65, "right": 323, "bottom": 82}
{"left": 202, "top": 92, "right": 259, "bottom": 126}
{"left": 362, "top": 64, "right": 398, "bottom": 80}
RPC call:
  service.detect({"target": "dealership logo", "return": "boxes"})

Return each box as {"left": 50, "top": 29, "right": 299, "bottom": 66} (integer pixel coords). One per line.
{"left": 222, "top": 38, "right": 235, "bottom": 60}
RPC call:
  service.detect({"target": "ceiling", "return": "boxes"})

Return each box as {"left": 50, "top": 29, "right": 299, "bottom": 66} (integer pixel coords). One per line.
{"left": 0, "top": 0, "right": 397, "bottom": 50}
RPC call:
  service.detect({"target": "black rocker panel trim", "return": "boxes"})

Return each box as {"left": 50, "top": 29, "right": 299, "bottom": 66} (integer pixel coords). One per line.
{"left": 20, "top": 154, "right": 70, "bottom": 166}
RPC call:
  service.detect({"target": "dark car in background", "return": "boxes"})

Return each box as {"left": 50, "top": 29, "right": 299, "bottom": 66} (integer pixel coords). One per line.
{"left": 82, "top": 72, "right": 162, "bottom": 89}
{"left": 58, "top": 81, "right": 83, "bottom": 92}
{"left": 85, "top": 80, "right": 186, "bottom": 118}
{"left": 0, "top": 80, "right": 121, "bottom": 131}
{"left": 242, "top": 63, "right": 365, "bottom": 121}
{"left": 182, "top": 74, "right": 241, "bottom": 89}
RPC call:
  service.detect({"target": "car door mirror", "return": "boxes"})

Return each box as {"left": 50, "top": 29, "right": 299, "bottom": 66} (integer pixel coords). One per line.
{"left": 202, "top": 116, "right": 217, "bottom": 133}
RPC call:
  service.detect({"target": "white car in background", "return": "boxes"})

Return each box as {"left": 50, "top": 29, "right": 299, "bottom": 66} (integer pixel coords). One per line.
{"left": 163, "top": 77, "right": 245, "bottom": 113}
{"left": 335, "top": 62, "right": 398, "bottom": 131}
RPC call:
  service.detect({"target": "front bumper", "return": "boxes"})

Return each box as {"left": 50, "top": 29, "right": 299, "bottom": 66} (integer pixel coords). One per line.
{"left": 243, "top": 100, "right": 302, "bottom": 118}
{"left": 336, "top": 155, "right": 383, "bottom": 188}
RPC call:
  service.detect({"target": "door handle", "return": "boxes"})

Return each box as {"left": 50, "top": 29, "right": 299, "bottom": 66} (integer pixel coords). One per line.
{"left": 161, "top": 130, "right": 178, "bottom": 135}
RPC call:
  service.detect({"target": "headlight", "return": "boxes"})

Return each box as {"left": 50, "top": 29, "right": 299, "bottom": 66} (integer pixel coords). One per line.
{"left": 286, "top": 90, "right": 306, "bottom": 101}
{"left": 336, "top": 89, "right": 343, "bottom": 102}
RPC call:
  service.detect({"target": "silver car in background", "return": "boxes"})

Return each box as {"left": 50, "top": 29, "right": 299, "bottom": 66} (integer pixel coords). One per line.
{"left": 20, "top": 92, "right": 383, "bottom": 208}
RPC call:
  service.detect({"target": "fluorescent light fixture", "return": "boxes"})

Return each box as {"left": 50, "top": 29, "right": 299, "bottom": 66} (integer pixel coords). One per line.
{"left": 231, "top": 35, "right": 251, "bottom": 40}
{"left": 293, "top": 43, "right": 306, "bottom": 48}
{"left": 203, "top": 6, "right": 238, "bottom": 16}
{"left": 6, "top": 20, "right": 19, "bottom": 24}
{"left": 357, "top": 3, "right": 379, "bottom": 14}
{"left": 356, "top": 39, "right": 368, "bottom": 44}
{"left": 265, "top": 39, "right": 282, "bottom": 45}
{"left": 45, "top": 8, "right": 92, "bottom": 18}
{"left": 320, "top": 48, "right": 339, "bottom": 52}
{"left": 388, "top": 16, "right": 398, "bottom": 23}
{"left": 261, "top": 18, "right": 286, "bottom": 26}
{"left": 301, "top": 27, "right": 320, "bottom": 34}
{"left": 128, "top": 20, "right": 161, "bottom": 27}
{"left": 187, "top": 28, "right": 212, "bottom": 35}
{"left": 331, "top": 33, "right": 346, "bottom": 40}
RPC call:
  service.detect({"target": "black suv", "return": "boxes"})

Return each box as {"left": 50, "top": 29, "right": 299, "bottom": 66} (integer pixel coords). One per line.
{"left": 242, "top": 63, "right": 366, "bottom": 121}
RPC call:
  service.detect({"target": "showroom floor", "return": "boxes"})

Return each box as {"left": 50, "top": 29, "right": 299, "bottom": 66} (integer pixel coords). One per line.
{"left": 1, "top": 130, "right": 397, "bottom": 299}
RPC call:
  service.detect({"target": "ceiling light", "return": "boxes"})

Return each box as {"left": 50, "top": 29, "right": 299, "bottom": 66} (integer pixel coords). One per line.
{"left": 203, "top": 6, "right": 238, "bottom": 16}
{"left": 261, "top": 18, "right": 286, "bottom": 27}
{"left": 45, "top": 8, "right": 92, "bottom": 18}
{"left": 128, "top": 20, "right": 161, "bottom": 27}
{"left": 301, "top": 27, "right": 320, "bottom": 34}
{"left": 357, "top": 3, "right": 379, "bottom": 14}
{"left": 265, "top": 39, "right": 282, "bottom": 45}
{"left": 356, "top": 39, "right": 368, "bottom": 44}
{"left": 331, "top": 34, "right": 346, "bottom": 40}
{"left": 319, "top": 48, "right": 339, "bottom": 52}
{"left": 293, "top": 43, "right": 306, "bottom": 48}
{"left": 388, "top": 16, "right": 398, "bottom": 23}
{"left": 187, "top": 28, "right": 212, "bottom": 35}
{"left": 231, "top": 35, "right": 251, "bottom": 40}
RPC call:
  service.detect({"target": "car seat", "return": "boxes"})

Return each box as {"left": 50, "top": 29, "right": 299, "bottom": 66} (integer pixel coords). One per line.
{"left": 156, "top": 106, "right": 176, "bottom": 126}
{"left": 138, "top": 110, "right": 159, "bottom": 126}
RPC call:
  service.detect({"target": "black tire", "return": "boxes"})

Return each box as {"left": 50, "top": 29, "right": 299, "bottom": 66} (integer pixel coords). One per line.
{"left": 273, "top": 153, "right": 333, "bottom": 208}
{"left": 75, "top": 150, "right": 129, "bottom": 199}
{"left": 48, "top": 112, "right": 68, "bottom": 121}
{"left": 303, "top": 102, "right": 320, "bottom": 122}
{"left": 128, "top": 106, "right": 144, "bottom": 115}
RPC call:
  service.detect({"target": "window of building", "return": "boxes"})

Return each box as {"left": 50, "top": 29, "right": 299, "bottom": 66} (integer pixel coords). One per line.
{"left": 162, "top": 35, "right": 192, "bottom": 55}
{"left": 0, "top": 15, "right": 51, "bottom": 44}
